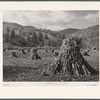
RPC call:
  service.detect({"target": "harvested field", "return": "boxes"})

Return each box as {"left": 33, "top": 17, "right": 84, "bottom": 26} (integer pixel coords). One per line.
{"left": 3, "top": 49, "right": 99, "bottom": 81}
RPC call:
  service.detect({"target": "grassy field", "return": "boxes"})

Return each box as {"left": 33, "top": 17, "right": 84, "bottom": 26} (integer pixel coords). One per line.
{"left": 3, "top": 49, "right": 99, "bottom": 82}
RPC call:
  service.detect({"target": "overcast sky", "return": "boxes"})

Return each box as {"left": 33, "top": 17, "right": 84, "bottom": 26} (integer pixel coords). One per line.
{"left": 3, "top": 10, "right": 99, "bottom": 31}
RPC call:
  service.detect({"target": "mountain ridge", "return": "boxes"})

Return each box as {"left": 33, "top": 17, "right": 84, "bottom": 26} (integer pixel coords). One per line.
{"left": 3, "top": 21, "right": 99, "bottom": 49}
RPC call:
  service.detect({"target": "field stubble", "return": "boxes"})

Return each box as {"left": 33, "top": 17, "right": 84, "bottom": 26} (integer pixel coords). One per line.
{"left": 3, "top": 49, "right": 99, "bottom": 81}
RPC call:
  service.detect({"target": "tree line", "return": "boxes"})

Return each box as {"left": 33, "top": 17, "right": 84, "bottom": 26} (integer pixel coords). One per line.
{"left": 3, "top": 27, "right": 62, "bottom": 47}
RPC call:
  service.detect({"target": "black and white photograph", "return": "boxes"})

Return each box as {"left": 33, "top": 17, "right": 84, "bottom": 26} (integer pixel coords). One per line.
{"left": 3, "top": 10, "right": 99, "bottom": 82}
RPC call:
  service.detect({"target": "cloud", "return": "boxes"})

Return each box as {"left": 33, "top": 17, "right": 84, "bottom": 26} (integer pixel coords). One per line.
{"left": 3, "top": 10, "right": 99, "bottom": 31}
